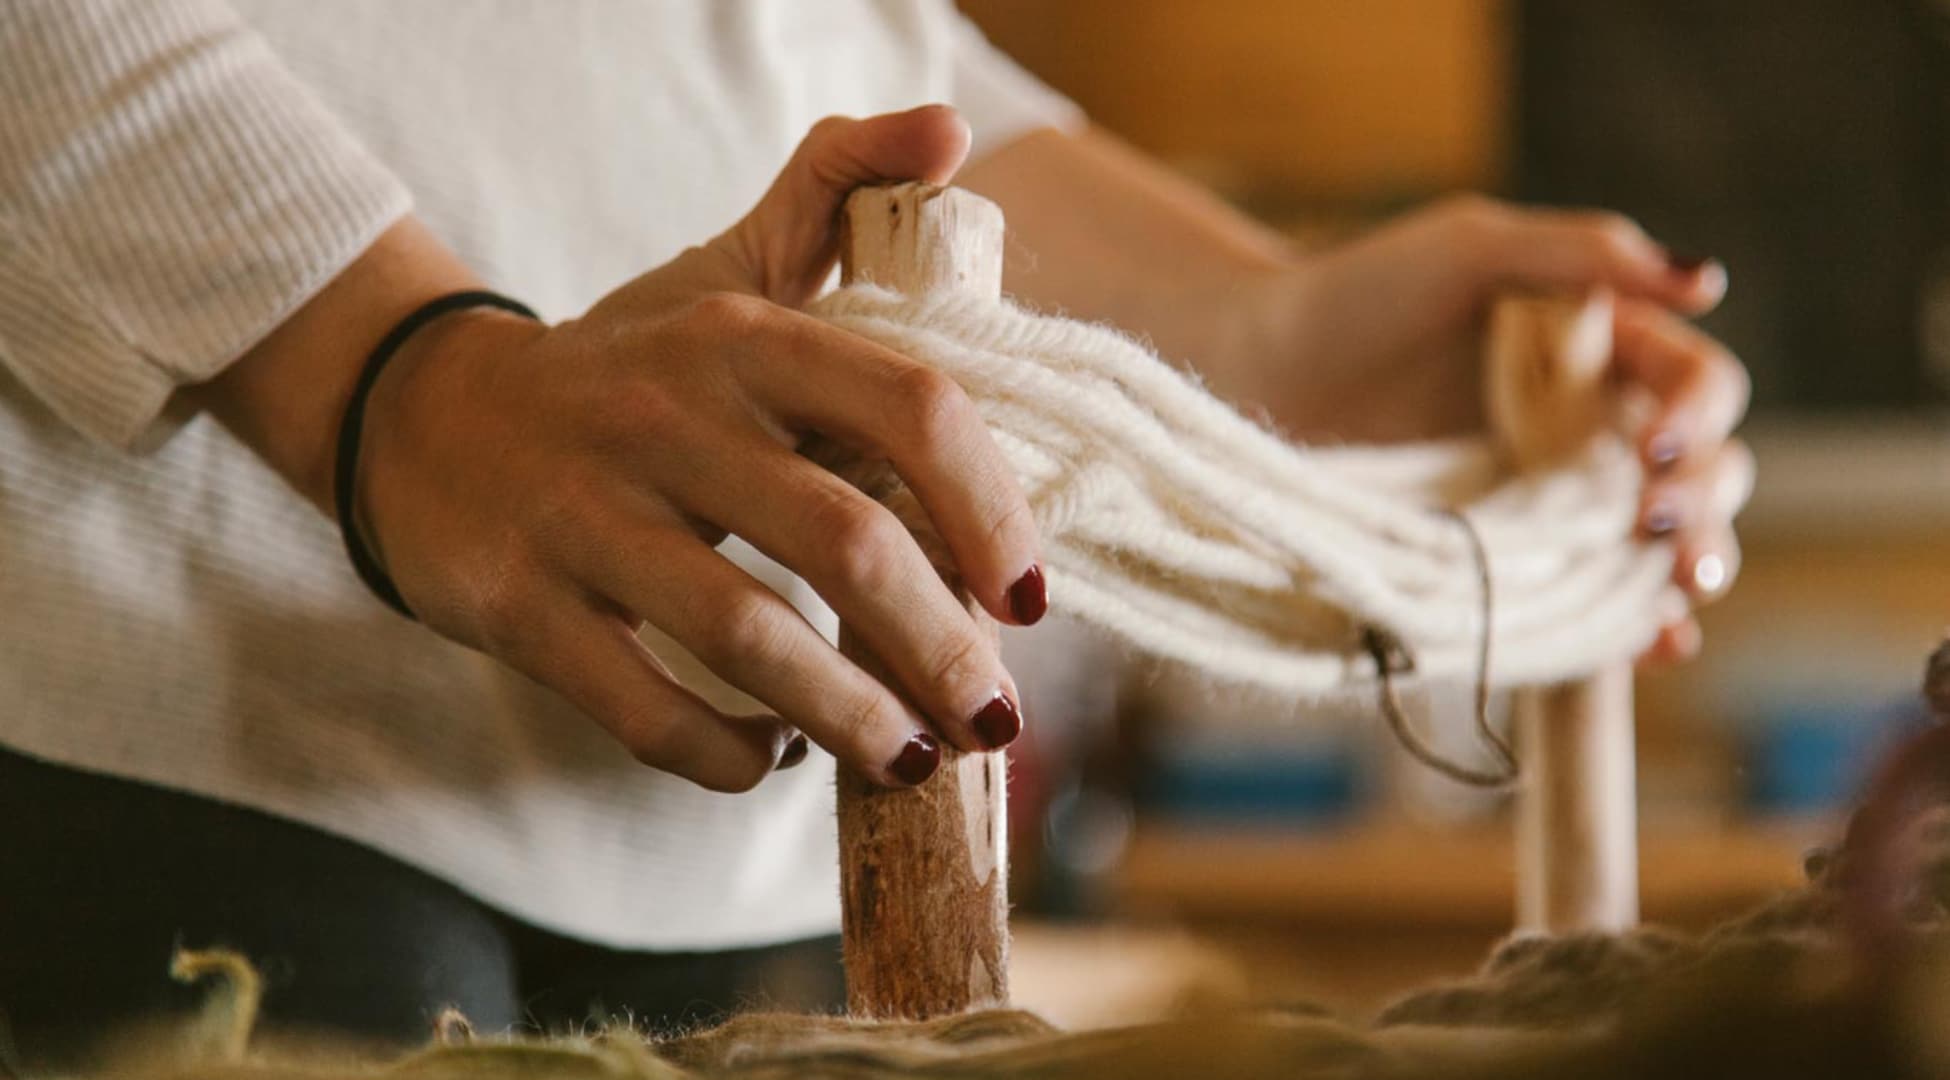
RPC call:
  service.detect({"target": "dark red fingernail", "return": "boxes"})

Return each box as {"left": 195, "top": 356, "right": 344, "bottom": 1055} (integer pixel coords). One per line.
{"left": 1644, "top": 502, "right": 1681, "bottom": 538}
{"left": 776, "top": 733, "right": 809, "bottom": 770}
{"left": 1007, "top": 565, "right": 1048, "bottom": 625}
{"left": 1647, "top": 430, "right": 1683, "bottom": 471}
{"left": 970, "top": 693, "right": 1022, "bottom": 750}
{"left": 1666, "top": 251, "right": 1711, "bottom": 274}
{"left": 889, "top": 733, "right": 941, "bottom": 785}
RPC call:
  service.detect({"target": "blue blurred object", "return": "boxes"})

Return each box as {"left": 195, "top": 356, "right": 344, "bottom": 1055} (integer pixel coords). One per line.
{"left": 1139, "top": 741, "right": 1361, "bottom": 823}
{"left": 1745, "top": 696, "right": 1932, "bottom": 815}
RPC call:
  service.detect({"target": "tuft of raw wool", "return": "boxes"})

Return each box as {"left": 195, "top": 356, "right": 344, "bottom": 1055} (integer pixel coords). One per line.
{"left": 169, "top": 948, "right": 261, "bottom": 1064}
{"left": 64, "top": 662, "right": 1950, "bottom": 1080}
{"left": 75, "top": 838, "right": 1950, "bottom": 1080}
{"left": 808, "top": 286, "right": 1682, "bottom": 700}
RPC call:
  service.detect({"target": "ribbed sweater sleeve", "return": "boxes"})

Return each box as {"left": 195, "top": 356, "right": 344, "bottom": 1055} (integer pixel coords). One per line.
{"left": 0, "top": 0, "right": 410, "bottom": 450}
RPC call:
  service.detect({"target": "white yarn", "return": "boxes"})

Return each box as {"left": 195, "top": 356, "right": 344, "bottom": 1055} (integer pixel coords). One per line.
{"left": 808, "top": 285, "right": 1684, "bottom": 700}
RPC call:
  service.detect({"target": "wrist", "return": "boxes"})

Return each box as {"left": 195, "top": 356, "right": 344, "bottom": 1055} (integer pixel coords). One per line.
{"left": 352, "top": 304, "right": 547, "bottom": 589}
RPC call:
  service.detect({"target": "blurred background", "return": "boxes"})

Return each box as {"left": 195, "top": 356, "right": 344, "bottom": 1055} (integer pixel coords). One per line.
{"left": 956, "top": 0, "right": 1950, "bottom": 1027}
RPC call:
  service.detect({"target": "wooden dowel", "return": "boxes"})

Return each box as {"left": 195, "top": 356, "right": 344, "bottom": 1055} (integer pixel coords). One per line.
{"left": 834, "top": 182, "right": 1011, "bottom": 1018}
{"left": 1485, "top": 292, "right": 1641, "bottom": 933}
{"left": 1513, "top": 666, "right": 1639, "bottom": 930}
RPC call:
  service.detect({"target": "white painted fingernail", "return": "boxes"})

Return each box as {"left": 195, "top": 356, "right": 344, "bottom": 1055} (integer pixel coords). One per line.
{"left": 1692, "top": 553, "right": 1728, "bottom": 596}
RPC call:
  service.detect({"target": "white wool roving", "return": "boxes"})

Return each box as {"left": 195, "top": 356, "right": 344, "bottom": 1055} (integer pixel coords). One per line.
{"left": 808, "top": 285, "right": 1684, "bottom": 700}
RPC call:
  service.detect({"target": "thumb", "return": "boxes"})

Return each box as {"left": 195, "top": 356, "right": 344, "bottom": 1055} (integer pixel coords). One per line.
{"left": 719, "top": 105, "right": 973, "bottom": 306}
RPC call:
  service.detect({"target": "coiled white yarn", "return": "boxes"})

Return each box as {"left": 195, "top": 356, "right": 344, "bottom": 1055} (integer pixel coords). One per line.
{"left": 809, "top": 285, "right": 1684, "bottom": 699}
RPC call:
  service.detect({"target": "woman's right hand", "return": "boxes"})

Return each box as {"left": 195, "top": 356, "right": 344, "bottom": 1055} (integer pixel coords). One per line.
{"left": 351, "top": 106, "right": 1043, "bottom": 792}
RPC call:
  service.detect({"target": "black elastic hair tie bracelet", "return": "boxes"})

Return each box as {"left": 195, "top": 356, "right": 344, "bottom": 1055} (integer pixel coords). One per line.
{"left": 334, "top": 290, "right": 540, "bottom": 619}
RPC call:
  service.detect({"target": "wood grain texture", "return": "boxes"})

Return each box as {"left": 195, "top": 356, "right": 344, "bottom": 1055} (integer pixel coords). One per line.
{"left": 835, "top": 183, "right": 1011, "bottom": 1019}
{"left": 1485, "top": 292, "right": 1641, "bottom": 933}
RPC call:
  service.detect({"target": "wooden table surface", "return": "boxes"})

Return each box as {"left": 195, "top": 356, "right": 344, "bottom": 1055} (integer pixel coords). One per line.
{"left": 1111, "top": 818, "right": 1822, "bottom": 929}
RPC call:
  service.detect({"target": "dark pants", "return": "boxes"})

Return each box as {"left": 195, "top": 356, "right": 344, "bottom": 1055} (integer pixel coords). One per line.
{"left": 0, "top": 745, "right": 843, "bottom": 1070}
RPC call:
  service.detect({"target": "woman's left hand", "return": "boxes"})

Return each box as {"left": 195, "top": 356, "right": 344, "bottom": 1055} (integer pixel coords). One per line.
{"left": 1260, "top": 196, "right": 1754, "bottom": 664}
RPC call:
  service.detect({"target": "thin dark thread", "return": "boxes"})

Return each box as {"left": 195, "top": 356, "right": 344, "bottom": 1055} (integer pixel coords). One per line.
{"left": 1362, "top": 509, "right": 1516, "bottom": 789}
{"left": 1450, "top": 508, "right": 1518, "bottom": 776}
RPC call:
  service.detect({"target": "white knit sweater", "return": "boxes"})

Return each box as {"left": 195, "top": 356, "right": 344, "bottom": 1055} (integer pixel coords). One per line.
{"left": 0, "top": 0, "right": 1078, "bottom": 949}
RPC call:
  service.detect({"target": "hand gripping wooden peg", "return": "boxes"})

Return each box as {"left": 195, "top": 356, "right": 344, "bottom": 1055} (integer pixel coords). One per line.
{"left": 834, "top": 182, "right": 1010, "bottom": 1019}
{"left": 1485, "top": 291, "right": 1640, "bottom": 934}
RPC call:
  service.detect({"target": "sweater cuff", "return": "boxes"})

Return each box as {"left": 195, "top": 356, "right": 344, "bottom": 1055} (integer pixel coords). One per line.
{"left": 0, "top": 0, "right": 412, "bottom": 451}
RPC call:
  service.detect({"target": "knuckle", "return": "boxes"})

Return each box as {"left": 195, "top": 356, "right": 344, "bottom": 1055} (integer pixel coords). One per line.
{"left": 1692, "top": 340, "right": 1738, "bottom": 379}
{"left": 1679, "top": 338, "right": 1748, "bottom": 413}
{"left": 815, "top": 491, "right": 903, "bottom": 592}
{"left": 684, "top": 290, "right": 770, "bottom": 337}
{"left": 921, "top": 630, "right": 990, "bottom": 701}
{"left": 1589, "top": 212, "right": 1646, "bottom": 255}
{"left": 699, "top": 590, "right": 790, "bottom": 671}
{"left": 585, "top": 375, "right": 681, "bottom": 446}
{"left": 806, "top": 114, "right": 855, "bottom": 148}
{"left": 827, "top": 689, "right": 890, "bottom": 751}
{"left": 891, "top": 365, "right": 972, "bottom": 448}
{"left": 529, "top": 465, "right": 604, "bottom": 532}
{"left": 984, "top": 494, "right": 1038, "bottom": 552}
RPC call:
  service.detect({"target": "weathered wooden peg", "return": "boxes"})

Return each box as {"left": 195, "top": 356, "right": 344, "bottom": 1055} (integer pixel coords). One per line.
{"left": 1486, "top": 291, "right": 1641, "bottom": 934}
{"left": 834, "top": 182, "right": 1011, "bottom": 1019}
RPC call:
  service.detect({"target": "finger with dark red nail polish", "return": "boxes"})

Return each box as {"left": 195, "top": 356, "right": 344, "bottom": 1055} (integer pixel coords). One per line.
{"left": 889, "top": 733, "right": 941, "bottom": 785}
{"left": 776, "top": 733, "right": 809, "bottom": 771}
{"left": 1646, "top": 429, "right": 1684, "bottom": 473}
{"left": 1643, "top": 500, "right": 1681, "bottom": 538}
{"left": 970, "top": 692, "right": 1022, "bottom": 750}
{"left": 1007, "top": 565, "right": 1048, "bottom": 626}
